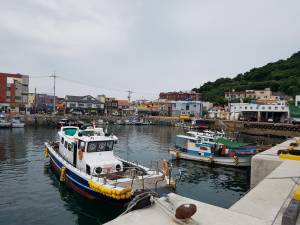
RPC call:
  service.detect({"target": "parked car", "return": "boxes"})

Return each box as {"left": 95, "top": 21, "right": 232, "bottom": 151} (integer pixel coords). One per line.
{"left": 291, "top": 117, "right": 300, "bottom": 125}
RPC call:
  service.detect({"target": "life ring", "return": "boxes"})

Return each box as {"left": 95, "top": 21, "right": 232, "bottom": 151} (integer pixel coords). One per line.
{"left": 78, "top": 150, "right": 83, "bottom": 160}
{"left": 162, "top": 160, "right": 169, "bottom": 177}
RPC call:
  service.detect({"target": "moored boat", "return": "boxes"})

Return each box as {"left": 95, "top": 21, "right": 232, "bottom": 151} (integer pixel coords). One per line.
{"left": 170, "top": 131, "right": 257, "bottom": 167}
{"left": 10, "top": 117, "right": 25, "bottom": 128}
{"left": 0, "top": 114, "right": 11, "bottom": 128}
{"left": 45, "top": 126, "right": 172, "bottom": 205}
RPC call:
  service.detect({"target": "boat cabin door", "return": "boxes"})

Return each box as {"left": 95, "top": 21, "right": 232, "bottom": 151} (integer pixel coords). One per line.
{"left": 73, "top": 143, "right": 77, "bottom": 167}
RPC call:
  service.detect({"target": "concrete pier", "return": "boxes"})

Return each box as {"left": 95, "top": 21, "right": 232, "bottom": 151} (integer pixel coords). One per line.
{"left": 105, "top": 138, "right": 300, "bottom": 225}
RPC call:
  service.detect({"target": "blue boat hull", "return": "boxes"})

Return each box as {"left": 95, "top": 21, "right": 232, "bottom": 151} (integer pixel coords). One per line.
{"left": 48, "top": 150, "right": 130, "bottom": 206}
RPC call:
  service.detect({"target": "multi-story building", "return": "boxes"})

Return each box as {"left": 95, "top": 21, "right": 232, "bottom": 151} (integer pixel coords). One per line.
{"left": 159, "top": 91, "right": 202, "bottom": 101}
{"left": 65, "top": 95, "right": 104, "bottom": 115}
{"left": 229, "top": 102, "right": 289, "bottom": 122}
{"left": 224, "top": 90, "right": 245, "bottom": 101}
{"left": 295, "top": 95, "right": 300, "bottom": 107}
{"left": 245, "top": 88, "right": 272, "bottom": 100}
{"left": 0, "top": 72, "right": 29, "bottom": 113}
{"left": 171, "top": 101, "right": 203, "bottom": 117}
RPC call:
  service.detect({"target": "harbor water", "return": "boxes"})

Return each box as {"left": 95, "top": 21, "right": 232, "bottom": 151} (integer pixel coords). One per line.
{"left": 0, "top": 126, "right": 284, "bottom": 225}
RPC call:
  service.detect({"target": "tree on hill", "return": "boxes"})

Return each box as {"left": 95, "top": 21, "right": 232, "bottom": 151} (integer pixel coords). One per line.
{"left": 194, "top": 51, "right": 300, "bottom": 104}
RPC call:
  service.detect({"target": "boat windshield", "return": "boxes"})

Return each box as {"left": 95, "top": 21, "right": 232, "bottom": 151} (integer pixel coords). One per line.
{"left": 87, "top": 141, "right": 114, "bottom": 153}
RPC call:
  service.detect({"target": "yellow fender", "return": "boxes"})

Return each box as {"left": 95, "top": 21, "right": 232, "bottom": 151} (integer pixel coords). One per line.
{"left": 175, "top": 151, "right": 180, "bottom": 158}
{"left": 279, "top": 154, "right": 300, "bottom": 161}
{"left": 44, "top": 147, "right": 49, "bottom": 158}
{"left": 233, "top": 156, "right": 239, "bottom": 166}
{"left": 60, "top": 167, "right": 66, "bottom": 182}
{"left": 88, "top": 179, "right": 132, "bottom": 199}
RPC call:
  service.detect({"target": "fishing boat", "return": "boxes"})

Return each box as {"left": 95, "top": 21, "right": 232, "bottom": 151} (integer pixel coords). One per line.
{"left": 10, "top": 117, "right": 25, "bottom": 128}
{"left": 170, "top": 131, "right": 257, "bottom": 167}
{"left": 45, "top": 126, "right": 171, "bottom": 205}
{"left": 0, "top": 114, "right": 10, "bottom": 128}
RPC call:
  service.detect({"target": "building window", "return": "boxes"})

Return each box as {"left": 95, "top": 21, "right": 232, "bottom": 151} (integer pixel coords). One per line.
{"left": 78, "top": 103, "right": 85, "bottom": 107}
{"left": 268, "top": 106, "right": 271, "bottom": 110}
{"left": 86, "top": 103, "right": 92, "bottom": 108}
{"left": 250, "top": 107, "right": 253, "bottom": 110}
{"left": 262, "top": 106, "right": 265, "bottom": 110}
{"left": 186, "top": 105, "right": 190, "bottom": 110}
{"left": 275, "top": 106, "right": 278, "bottom": 110}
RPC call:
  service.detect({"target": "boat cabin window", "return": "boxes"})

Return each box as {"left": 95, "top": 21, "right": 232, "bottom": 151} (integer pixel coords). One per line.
{"left": 64, "top": 141, "right": 68, "bottom": 149}
{"left": 67, "top": 143, "right": 73, "bottom": 151}
{"left": 61, "top": 137, "right": 64, "bottom": 144}
{"left": 87, "top": 141, "right": 114, "bottom": 153}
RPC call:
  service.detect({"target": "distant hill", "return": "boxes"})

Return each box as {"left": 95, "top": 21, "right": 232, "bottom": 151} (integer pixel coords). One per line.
{"left": 193, "top": 51, "right": 300, "bottom": 105}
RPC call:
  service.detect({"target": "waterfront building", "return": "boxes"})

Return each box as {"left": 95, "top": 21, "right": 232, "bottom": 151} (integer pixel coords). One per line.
{"left": 224, "top": 90, "right": 245, "bottom": 102}
{"left": 229, "top": 103, "right": 289, "bottom": 122}
{"left": 104, "top": 97, "right": 118, "bottom": 116}
{"left": 207, "top": 106, "right": 230, "bottom": 120}
{"left": 171, "top": 101, "right": 203, "bottom": 117}
{"left": 65, "top": 95, "right": 104, "bottom": 115}
{"left": 295, "top": 95, "right": 300, "bottom": 107}
{"left": 159, "top": 91, "right": 202, "bottom": 101}
{"left": 0, "top": 72, "right": 29, "bottom": 114}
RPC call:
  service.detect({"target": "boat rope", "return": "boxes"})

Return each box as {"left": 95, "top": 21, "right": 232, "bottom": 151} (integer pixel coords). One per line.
{"left": 120, "top": 191, "right": 158, "bottom": 216}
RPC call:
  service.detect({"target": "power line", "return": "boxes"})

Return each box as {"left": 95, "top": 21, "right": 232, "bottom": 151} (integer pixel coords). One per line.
{"left": 28, "top": 74, "right": 158, "bottom": 96}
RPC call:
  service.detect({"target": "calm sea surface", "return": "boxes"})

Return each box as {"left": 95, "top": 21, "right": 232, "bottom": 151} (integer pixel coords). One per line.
{"left": 0, "top": 126, "right": 284, "bottom": 225}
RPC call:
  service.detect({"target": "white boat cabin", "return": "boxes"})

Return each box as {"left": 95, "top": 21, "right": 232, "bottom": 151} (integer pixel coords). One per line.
{"left": 58, "top": 126, "right": 121, "bottom": 176}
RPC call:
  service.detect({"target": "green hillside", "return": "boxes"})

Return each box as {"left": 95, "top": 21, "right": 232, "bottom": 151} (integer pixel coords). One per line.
{"left": 193, "top": 51, "right": 300, "bottom": 105}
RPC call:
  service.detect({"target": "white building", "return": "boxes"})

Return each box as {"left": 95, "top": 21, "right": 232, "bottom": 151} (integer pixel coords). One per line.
{"left": 230, "top": 103, "right": 289, "bottom": 122}
{"left": 171, "top": 101, "right": 202, "bottom": 117}
{"left": 295, "top": 95, "right": 300, "bottom": 107}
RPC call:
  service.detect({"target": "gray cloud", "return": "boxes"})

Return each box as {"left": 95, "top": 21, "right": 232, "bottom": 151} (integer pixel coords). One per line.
{"left": 0, "top": 0, "right": 299, "bottom": 99}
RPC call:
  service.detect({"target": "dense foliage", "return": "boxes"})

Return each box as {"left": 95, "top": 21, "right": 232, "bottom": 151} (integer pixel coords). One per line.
{"left": 193, "top": 51, "right": 300, "bottom": 105}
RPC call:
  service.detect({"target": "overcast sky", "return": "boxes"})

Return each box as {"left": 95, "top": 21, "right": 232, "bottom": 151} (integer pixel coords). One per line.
{"left": 1, "top": 0, "right": 300, "bottom": 100}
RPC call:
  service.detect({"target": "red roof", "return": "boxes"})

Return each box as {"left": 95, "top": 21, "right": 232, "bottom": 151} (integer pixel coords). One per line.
{"left": 117, "top": 100, "right": 129, "bottom": 105}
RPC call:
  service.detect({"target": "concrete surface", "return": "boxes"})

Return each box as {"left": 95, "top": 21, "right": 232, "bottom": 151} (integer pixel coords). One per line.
{"left": 105, "top": 138, "right": 300, "bottom": 225}
{"left": 107, "top": 193, "right": 267, "bottom": 225}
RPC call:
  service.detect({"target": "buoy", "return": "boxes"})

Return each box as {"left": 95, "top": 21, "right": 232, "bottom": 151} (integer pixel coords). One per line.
{"left": 60, "top": 166, "right": 66, "bottom": 182}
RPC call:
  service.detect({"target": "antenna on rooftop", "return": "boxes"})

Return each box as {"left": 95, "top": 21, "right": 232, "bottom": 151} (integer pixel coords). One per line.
{"left": 127, "top": 89, "right": 134, "bottom": 103}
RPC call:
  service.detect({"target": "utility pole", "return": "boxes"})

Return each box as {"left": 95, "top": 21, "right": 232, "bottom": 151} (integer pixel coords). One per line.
{"left": 34, "top": 88, "right": 37, "bottom": 114}
{"left": 127, "top": 89, "right": 133, "bottom": 103}
{"left": 49, "top": 73, "right": 58, "bottom": 114}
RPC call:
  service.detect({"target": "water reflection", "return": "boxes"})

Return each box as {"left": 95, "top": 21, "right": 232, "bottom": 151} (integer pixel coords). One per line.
{"left": 0, "top": 126, "right": 284, "bottom": 225}
{"left": 45, "top": 163, "right": 122, "bottom": 225}
{"left": 172, "top": 160, "right": 250, "bottom": 208}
